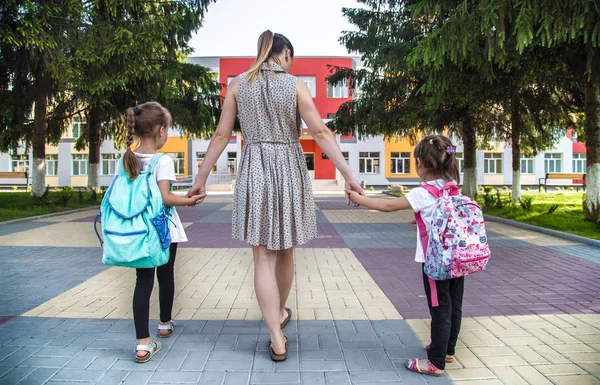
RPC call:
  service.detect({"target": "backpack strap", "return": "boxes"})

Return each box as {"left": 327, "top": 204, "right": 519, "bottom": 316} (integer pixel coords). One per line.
{"left": 417, "top": 184, "right": 444, "bottom": 308}
{"left": 148, "top": 153, "right": 166, "bottom": 175}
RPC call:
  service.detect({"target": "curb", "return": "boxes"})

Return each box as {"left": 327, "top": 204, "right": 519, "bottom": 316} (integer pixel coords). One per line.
{"left": 0, "top": 206, "right": 100, "bottom": 227}
{"left": 484, "top": 214, "right": 600, "bottom": 249}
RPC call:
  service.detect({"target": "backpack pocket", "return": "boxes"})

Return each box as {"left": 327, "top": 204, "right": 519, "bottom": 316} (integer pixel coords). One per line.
{"left": 150, "top": 212, "right": 172, "bottom": 250}
{"left": 103, "top": 228, "right": 149, "bottom": 266}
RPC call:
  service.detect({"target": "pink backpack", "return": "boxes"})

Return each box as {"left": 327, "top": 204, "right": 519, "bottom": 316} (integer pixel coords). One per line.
{"left": 414, "top": 182, "right": 491, "bottom": 306}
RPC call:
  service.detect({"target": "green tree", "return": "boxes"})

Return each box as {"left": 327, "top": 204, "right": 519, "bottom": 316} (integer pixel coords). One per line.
{"left": 1, "top": 0, "right": 82, "bottom": 199}
{"left": 328, "top": 1, "right": 502, "bottom": 197}
{"left": 409, "top": 0, "right": 598, "bottom": 217}
{"left": 72, "top": 0, "right": 219, "bottom": 192}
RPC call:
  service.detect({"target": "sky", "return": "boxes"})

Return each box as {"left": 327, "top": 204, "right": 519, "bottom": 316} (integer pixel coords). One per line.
{"left": 188, "top": 0, "right": 361, "bottom": 57}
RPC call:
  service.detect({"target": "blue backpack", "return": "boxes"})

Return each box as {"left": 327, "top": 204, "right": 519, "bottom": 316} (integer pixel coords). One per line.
{"left": 94, "top": 153, "right": 172, "bottom": 268}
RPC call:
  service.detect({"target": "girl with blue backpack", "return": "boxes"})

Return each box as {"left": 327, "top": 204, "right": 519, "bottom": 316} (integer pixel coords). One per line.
{"left": 107, "top": 102, "right": 205, "bottom": 363}
{"left": 347, "top": 135, "right": 490, "bottom": 377}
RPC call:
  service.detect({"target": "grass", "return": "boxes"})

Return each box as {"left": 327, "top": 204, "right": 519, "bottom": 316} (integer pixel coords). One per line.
{"left": 0, "top": 190, "right": 99, "bottom": 222}
{"left": 388, "top": 190, "right": 600, "bottom": 240}
{"left": 477, "top": 191, "right": 600, "bottom": 240}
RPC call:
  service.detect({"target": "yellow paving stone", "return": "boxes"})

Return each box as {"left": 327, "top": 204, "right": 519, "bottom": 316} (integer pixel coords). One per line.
{"left": 535, "top": 363, "right": 587, "bottom": 376}
{"left": 500, "top": 336, "right": 543, "bottom": 347}
{"left": 550, "top": 343, "right": 597, "bottom": 354}
{"left": 561, "top": 352, "right": 600, "bottom": 363}
{"left": 556, "top": 314, "right": 594, "bottom": 328}
{"left": 490, "top": 316, "right": 523, "bottom": 330}
{"left": 445, "top": 368, "right": 496, "bottom": 381}
{"left": 565, "top": 327, "right": 600, "bottom": 336}
{"left": 578, "top": 363, "right": 600, "bottom": 379}
{"left": 550, "top": 375, "right": 600, "bottom": 385}
{"left": 546, "top": 328, "right": 584, "bottom": 344}
{"left": 513, "top": 366, "right": 554, "bottom": 385}
{"left": 452, "top": 380, "right": 503, "bottom": 385}
{"left": 0, "top": 222, "right": 102, "bottom": 247}
{"left": 453, "top": 347, "right": 486, "bottom": 368}
{"left": 459, "top": 331, "right": 486, "bottom": 347}
{"left": 540, "top": 315, "right": 580, "bottom": 329}
{"left": 479, "top": 354, "right": 527, "bottom": 367}
{"left": 227, "top": 309, "right": 247, "bottom": 320}
{"left": 490, "top": 328, "right": 532, "bottom": 338}
{"left": 470, "top": 346, "right": 516, "bottom": 357}
{"left": 321, "top": 209, "right": 407, "bottom": 223}
{"left": 471, "top": 330, "right": 505, "bottom": 346}
{"left": 575, "top": 334, "right": 600, "bottom": 344}
{"left": 531, "top": 345, "right": 571, "bottom": 363}
{"left": 513, "top": 345, "right": 551, "bottom": 365}
{"left": 407, "top": 319, "right": 431, "bottom": 334}
{"left": 490, "top": 366, "right": 528, "bottom": 385}
{"left": 591, "top": 344, "right": 600, "bottom": 352}
{"left": 529, "top": 328, "right": 565, "bottom": 344}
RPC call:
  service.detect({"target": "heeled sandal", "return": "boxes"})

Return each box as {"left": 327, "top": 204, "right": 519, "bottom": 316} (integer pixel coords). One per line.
{"left": 405, "top": 358, "right": 444, "bottom": 377}
{"left": 268, "top": 335, "right": 288, "bottom": 362}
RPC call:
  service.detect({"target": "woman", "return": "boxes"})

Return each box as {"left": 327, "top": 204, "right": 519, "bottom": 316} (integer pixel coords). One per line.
{"left": 187, "top": 30, "right": 364, "bottom": 361}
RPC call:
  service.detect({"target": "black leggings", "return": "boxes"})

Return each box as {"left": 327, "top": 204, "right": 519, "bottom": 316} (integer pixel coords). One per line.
{"left": 422, "top": 263, "right": 465, "bottom": 370}
{"left": 133, "top": 243, "right": 178, "bottom": 339}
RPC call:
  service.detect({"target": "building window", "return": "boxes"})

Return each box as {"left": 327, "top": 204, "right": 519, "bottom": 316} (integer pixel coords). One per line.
{"left": 327, "top": 80, "right": 349, "bottom": 98}
{"left": 520, "top": 157, "right": 534, "bottom": 174}
{"left": 72, "top": 154, "right": 89, "bottom": 176}
{"left": 166, "top": 152, "right": 185, "bottom": 175}
{"left": 455, "top": 152, "right": 465, "bottom": 173}
{"left": 102, "top": 154, "right": 121, "bottom": 176}
{"left": 196, "top": 152, "right": 217, "bottom": 173}
{"left": 359, "top": 152, "right": 380, "bottom": 174}
{"left": 227, "top": 152, "right": 237, "bottom": 174}
{"left": 11, "top": 154, "right": 28, "bottom": 172}
{"left": 72, "top": 117, "right": 85, "bottom": 139}
{"left": 483, "top": 153, "right": 503, "bottom": 174}
{"left": 544, "top": 153, "right": 562, "bottom": 173}
{"left": 298, "top": 76, "right": 316, "bottom": 97}
{"left": 390, "top": 152, "right": 410, "bottom": 174}
{"left": 46, "top": 155, "right": 58, "bottom": 176}
{"left": 342, "top": 152, "right": 349, "bottom": 164}
{"left": 573, "top": 153, "right": 586, "bottom": 173}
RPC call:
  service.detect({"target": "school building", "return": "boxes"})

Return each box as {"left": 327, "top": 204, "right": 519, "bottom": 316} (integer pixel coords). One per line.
{"left": 0, "top": 56, "right": 588, "bottom": 189}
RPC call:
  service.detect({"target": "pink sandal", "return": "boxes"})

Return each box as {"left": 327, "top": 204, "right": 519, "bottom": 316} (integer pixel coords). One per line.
{"left": 405, "top": 358, "right": 444, "bottom": 377}
{"left": 425, "top": 343, "right": 455, "bottom": 363}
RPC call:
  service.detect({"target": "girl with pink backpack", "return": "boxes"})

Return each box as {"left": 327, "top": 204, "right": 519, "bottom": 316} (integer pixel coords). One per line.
{"left": 347, "top": 135, "right": 490, "bottom": 377}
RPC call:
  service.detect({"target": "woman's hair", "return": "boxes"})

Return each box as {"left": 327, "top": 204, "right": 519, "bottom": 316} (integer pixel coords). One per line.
{"left": 122, "top": 101, "right": 172, "bottom": 180}
{"left": 246, "top": 30, "right": 294, "bottom": 83}
{"left": 413, "top": 135, "right": 460, "bottom": 184}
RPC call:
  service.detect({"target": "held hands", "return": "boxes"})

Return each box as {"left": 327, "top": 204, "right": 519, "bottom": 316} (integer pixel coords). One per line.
{"left": 410, "top": 220, "right": 417, "bottom": 232}
{"left": 344, "top": 179, "right": 365, "bottom": 207}
{"left": 186, "top": 183, "right": 207, "bottom": 207}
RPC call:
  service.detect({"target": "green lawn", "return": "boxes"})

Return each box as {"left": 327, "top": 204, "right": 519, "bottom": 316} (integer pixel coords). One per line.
{"left": 388, "top": 190, "right": 600, "bottom": 240}
{"left": 478, "top": 192, "right": 600, "bottom": 240}
{"left": 0, "top": 190, "right": 99, "bottom": 222}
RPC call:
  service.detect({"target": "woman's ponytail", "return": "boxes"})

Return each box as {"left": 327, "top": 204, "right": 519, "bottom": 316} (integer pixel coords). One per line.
{"left": 246, "top": 30, "right": 274, "bottom": 83}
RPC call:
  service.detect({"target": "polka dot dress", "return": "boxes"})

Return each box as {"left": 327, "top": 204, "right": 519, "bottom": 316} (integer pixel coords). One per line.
{"left": 232, "top": 62, "right": 317, "bottom": 250}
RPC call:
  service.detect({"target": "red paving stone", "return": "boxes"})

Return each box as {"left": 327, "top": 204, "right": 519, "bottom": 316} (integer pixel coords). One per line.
{"left": 353, "top": 247, "right": 600, "bottom": 319}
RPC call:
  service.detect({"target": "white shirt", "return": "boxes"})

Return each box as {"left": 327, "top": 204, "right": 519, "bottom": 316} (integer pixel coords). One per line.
{"left": 132, "top": 153, "right": 188, "bottom": 243}
{"left": 404, "top": 179, "right": 448, "bottom": 263}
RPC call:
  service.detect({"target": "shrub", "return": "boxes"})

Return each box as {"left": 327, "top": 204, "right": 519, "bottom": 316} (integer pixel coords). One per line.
{"left": 547, "top": 204, "right": 559, "bottom": 214}
{"left": 495, "top": 191, "right": 504, "bottom": 209}
{"left": 390, "top": 184, "right": 403, "bottom": 193}
{"left": 54, "top": 186, "right": 73, "bottom": 207}
{"left": 11, "top": 186, "right": 17, "bottom": 191}
{"left": 30, "top": 186, "right": 50, "bottom": 206}
{"left": 78, "top": 190, "right": 84, "bottom": 203}
{"left": 519, "top": 196, "right": 534, "bottom": 212}
{"left": 502, "top": 186, "right": 508, "bottom": 191}
{"left": 525, "top": 187, "right": 530, "bottom": 191}
{"left": 556, "top": 187, "right": 562, "bottom": 191}
{"left": 484, "top": 186, "right": 494, "bottom": 194}
{"left": 569, "top": 187, "right": 574, "bottom": 191}
{"left": 370, "top": 186, "right": 375, "bottom": 191}
{"left": 483, "top": 192, "right": 495, "bottom": 208}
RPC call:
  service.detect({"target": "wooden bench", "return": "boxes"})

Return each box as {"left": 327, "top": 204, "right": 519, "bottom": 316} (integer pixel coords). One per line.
{"left": 538, "top": 172, "right": 586, "bottom": 192}
{"left": 0, "top": 171, "right": 29, "bottom": 188}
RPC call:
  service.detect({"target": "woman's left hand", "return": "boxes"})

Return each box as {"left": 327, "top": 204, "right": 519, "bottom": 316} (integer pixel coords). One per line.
{"left": 186, "top": 183, "right": 207, "bottom": 206}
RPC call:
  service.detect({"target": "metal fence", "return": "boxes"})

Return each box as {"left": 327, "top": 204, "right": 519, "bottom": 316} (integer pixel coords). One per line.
{"left": 173, "top": 171, "right": 236, "bottom": 189}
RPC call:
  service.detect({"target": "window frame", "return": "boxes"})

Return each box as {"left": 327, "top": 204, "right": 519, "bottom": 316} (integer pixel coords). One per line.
{"left": 359, "top": 152, "right": 380, "bottom": 174}
{"left": 573, "top": 153, "right": 586, "bottom": 174}
{"left": 544, "top": 153, "right": 563, "bottom": 173}
{"left": 390, "top": 152, "right": 411, "bottom": 174}
{"left": 520, "top": 157, "right": 534, "bottom": 174}
{"left": 11, "top": 154, "right": 28, "bottom": 172}
{"left": 72, "top": 154, "right": 89, "bottom": 176}
{"left": 327, "top": 80, "right": 349, "bottom": 98}
{"left": 298, "top": 76, "right": 317, "bottom": 98}
{"left": 196, "top": 152, "right": 217, "bottom": 173}
{"left": 101, "top": 153, "right": 121, "bottom": 176}
{"left": 46, "top": 154, "right": 58, "bottom": 176}
{"left": 483, "top": 152, "right": 503, "bottom": 174}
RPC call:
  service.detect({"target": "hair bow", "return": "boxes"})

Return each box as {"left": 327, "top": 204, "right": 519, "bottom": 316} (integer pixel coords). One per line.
{"left": 133, "top": 106, "right": 141, "bottom": 115}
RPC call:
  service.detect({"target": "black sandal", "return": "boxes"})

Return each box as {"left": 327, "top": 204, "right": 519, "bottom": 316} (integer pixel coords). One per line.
{"left": 269, "top": 335, "right": 288, "bottom": 362}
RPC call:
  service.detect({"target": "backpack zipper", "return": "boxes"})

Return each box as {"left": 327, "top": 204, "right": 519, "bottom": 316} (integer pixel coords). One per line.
{"left": 104, "top": 229, "right": 147, "bottom": 236}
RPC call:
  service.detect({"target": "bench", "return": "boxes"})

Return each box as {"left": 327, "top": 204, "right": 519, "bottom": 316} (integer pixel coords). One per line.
{"left": 0, "top": 171, "right": 29, "bottom": 189}
{"left": 538, "top": 172, "right": 586, "bottom": 192}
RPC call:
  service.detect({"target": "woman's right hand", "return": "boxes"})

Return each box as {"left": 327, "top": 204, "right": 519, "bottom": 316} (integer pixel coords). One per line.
{"left": 186, "top": 183, "right": 206, "bottom": 204}
{"left": 344, "top": 178, "right": 364, "bottom": 206}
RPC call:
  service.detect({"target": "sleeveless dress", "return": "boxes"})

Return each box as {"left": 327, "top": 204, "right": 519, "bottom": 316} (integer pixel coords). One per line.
{"left": 232, "top": 62, "right": 317, "bottom": 250}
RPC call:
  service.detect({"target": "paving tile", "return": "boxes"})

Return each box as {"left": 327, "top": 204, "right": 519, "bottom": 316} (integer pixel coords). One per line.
{"left": 0, "top": 366, "right": 36, "bottom": 385}
{"left": 150, "top": 371, "right": 202, "bottom": 383}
